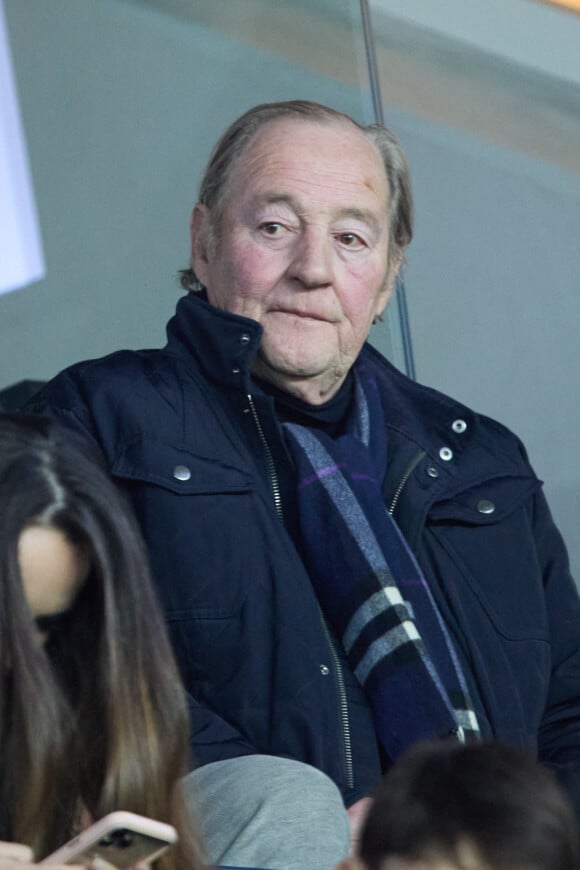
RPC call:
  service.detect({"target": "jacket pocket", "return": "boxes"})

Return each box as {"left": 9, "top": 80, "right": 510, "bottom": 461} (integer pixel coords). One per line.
{"left": 110, "top": 435, "right": 254, "bottom": 618}
{"left": 167, "top": 608, "right": 247, "bottom": 691}
{"left": 425, "top": 477, "right": 549, "bottom": 641}
{"left": 111, "top": 435, "right": 255, "bottom": 495}
{"left": 428, "top": 475, "right": 541, "bottom": 526}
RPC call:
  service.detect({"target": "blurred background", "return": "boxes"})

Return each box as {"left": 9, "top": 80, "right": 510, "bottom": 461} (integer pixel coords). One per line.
{"left": 2, "top": 0, "right": 580, "bottom": 581}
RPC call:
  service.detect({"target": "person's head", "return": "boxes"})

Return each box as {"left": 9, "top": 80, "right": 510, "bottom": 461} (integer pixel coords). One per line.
{"left": 339, "top": 741, "right": 578, "bottom": 870}
{"left": 182, "top": 100, "right": 413, "bottom": 403}
{"left": 0, "top": 413, "right": 204, "bottom": 868}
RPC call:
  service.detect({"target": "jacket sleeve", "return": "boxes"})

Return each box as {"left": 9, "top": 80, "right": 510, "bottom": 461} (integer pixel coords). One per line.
{"left": 534, "top": 486, "right": 580, "bottom": 819}
{"left": 28, "top": 372, "right": 262, "bottom": 768}
{"left": 26, "top": 372, "right": 109, "bottom": 458}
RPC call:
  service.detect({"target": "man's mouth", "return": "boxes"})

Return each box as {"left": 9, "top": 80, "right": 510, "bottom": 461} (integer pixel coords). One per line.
{"left": 272, "top": 308, "right": 335, "bottom": 323}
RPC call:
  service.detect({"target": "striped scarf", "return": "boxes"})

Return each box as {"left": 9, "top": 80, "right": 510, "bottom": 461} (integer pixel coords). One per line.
{"left": 283, "top": 365, "right": 479, "bottom": 760}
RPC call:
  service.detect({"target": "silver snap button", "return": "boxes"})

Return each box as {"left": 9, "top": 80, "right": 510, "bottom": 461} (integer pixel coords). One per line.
{"left": 439, "top": 447, "right": 453, "bottom": 461}
{"left": 477, "top": 499, "right": 495, "bottom": 515}
{"left": 173, "top": 465, "right": 191, "bottom": 482}
{"left": 240, "top": 333, "right": 251, "bottom": 345}
{"left": 320, "top": 665, "right": 330, "bottom": 676}
{"left": 426, "top": 466, "right": 439, "bottom": 478}
{"left": 452, "top": 419, "right": 467, "bottom": 434}
{"left": 232, "top": 368, "right": 240, "bottom": 374}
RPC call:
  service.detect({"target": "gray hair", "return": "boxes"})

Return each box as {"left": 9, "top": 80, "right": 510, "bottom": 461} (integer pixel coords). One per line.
{"left": 179, "top": 99, "right": 413, "bottom": 293}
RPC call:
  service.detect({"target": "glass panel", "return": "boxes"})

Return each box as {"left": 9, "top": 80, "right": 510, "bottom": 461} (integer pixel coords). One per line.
{"left": 368, "top": 0, "right": 580, "bottom": 583}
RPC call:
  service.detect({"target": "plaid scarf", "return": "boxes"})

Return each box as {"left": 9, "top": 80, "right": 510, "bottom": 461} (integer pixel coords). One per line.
{"left": 283, "top": 365, "right": 479, "bottom": 760}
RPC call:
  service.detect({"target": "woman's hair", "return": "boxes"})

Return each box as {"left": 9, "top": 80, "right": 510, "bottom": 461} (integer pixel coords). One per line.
{"left": 179, "top": 99, "right": 413, "bottom": 293}
{"left": 0, "top": 413, "right": 204, "bottom": 868}
{"left": 360, "top": 740, "right": 578, "bottom": 870}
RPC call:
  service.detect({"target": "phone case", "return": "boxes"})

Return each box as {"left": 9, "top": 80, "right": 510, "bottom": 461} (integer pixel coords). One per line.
{"left": 39, "top": 811, "right": 178, "bottom": 867}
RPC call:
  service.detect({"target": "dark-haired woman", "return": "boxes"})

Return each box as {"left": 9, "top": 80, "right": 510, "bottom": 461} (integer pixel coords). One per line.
{"left": 0, "top": 413, "right": 205, "bottom": 869}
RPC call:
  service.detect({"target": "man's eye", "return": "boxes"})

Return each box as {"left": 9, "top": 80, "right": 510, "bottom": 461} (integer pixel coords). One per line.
{"left": 337, "top": 232, "right": 365, "bottom": 249}
{"left": 259, "top": 222, "right": 285, "bottom": 236}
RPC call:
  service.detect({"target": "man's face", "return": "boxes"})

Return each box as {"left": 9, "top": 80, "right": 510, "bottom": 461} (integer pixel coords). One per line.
{"left": 190, "top": 118, "right": 398, "bottom": 403}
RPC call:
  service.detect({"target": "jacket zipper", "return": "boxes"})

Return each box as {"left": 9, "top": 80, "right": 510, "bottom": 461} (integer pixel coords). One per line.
{"left": 321, "top": 615, "right": 355, "bottom": 790}
{"left": 246, "top": 392, "right": 354, "bottom": 790}
{"left": 388, "top": 450, "right": 426, "bottom": 516}
{"left": 247, "top": 393, "right": 283, "bottom": 520}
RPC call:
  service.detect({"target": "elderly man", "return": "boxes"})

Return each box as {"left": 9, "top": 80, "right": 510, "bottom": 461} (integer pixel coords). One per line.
{"left": 30, "top": 101, "right": 580, "bottom": 869}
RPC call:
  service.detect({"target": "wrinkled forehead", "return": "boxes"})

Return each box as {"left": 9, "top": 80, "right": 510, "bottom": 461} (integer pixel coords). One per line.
{"left": 225, "top": 116, "right": 389, "bottom": 216}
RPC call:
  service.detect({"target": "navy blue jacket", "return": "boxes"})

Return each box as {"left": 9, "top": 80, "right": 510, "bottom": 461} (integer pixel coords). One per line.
{"left": 30, "top": 293, "right": 580, "bottom": 814}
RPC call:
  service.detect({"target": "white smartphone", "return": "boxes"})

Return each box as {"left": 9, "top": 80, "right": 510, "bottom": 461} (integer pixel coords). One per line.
{"left": 39, "top": 811, "right": 178, "bottom": 868}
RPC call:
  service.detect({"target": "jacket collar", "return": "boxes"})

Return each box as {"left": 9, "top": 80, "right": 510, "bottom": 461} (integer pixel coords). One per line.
{"left": 361, "top": 342, "right": 532, "bottom": 483}
{"left": 164, "top": 291, "right": 263, "bottom": 393}
{"left": 164, "top": 292, "right": 536, "bottom": 505}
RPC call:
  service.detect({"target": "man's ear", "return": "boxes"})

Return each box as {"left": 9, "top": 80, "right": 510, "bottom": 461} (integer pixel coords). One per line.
{"left": 334, "top": 859, "right": 366, "bottom": 870}
{"left": 375, "top": 251, "right": 403, "bottom": 321}
{"left": 189, "top": 204, "right": 212, "bottom": 286}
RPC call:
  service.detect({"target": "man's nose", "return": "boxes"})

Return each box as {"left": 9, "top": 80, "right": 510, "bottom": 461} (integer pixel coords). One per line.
{"left": 287, "top": 229, "right": 333, "bottom": 289}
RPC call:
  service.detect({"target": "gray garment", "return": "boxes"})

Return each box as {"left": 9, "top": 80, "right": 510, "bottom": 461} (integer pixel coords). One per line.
{"left": 182, "top": 755, "right": 351, "bottom": 870}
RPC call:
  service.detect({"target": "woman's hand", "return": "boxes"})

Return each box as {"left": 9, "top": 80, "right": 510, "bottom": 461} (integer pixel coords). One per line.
{"left": 0, "top": 842, "right": 80, "bottom": 870}
{"left": 0, "top": 842, "right": 148, "bottom": 870}
{"left": 0, "top": 843, "right": 34, "bottom": 868}
{"left": 346, "top": 797, "right": 374, "bottom": 855}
